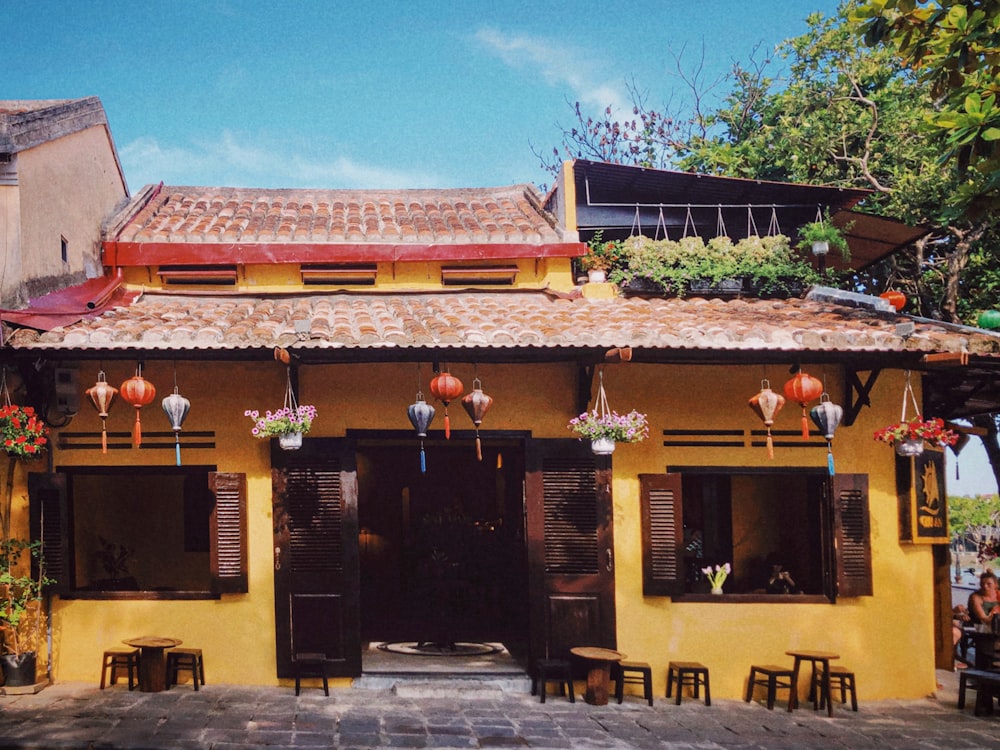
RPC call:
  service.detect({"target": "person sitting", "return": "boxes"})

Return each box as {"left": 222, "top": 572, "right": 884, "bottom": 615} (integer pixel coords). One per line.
{"left": 766, "top": 561, "right": 800, "bottom": 595}
{"left": 968, "top": 570, "right": 1000, "bottom": 629}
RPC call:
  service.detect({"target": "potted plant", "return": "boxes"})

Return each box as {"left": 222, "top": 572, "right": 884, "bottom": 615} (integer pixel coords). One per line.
{"left": 873, "top": 416, "right": 959, "bottom": 456}
{"left": 797, "top": 213, "right": 852, "bottom": 261}
{"left": 579, "top": 232, "right": 621, "bottom": 283}
{"left": 701, "top": 562, "right": 731, "bottom": 594}
{"left": 245, "top": 404, "right": 318, "bottom": 450}
{"left": 568, "top": 408, "right": 649, "bottom": 455}
{"left": 0, "top": 538, "right": 54, "bottom": 687}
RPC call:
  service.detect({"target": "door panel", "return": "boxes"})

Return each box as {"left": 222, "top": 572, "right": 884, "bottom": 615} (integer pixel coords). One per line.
{"left": 272, "top": 438, "right": 360, "bottom": 678}
{"left": 526, "top": 439, "right": 615, "bottom": 662}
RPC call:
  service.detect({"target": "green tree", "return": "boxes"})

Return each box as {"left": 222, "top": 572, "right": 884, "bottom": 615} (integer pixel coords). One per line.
{"left": 850, "top": 0, "right": 1000, "bottom": 220}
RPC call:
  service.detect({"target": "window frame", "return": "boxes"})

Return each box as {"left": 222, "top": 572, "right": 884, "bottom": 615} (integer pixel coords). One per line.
{"left": 640, "top": 467, "right": 871, "bottom": 603}
{"left": 29, "top": 467, "right": 247, "bottom": 600}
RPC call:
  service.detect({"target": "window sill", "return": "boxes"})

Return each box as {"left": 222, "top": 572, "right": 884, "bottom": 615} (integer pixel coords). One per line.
{"left": 60, "top": 590, "right": 221, "bottom": 601}
{"left": 672, "top": 594, "right": 832, "bottom": 604}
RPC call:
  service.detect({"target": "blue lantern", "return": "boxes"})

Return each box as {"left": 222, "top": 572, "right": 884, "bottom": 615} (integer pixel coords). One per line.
{"left": 407, "top": 391, "right": 435, "bottom": 473}
{"left": 810, "top": 394, "right": 844, "bottom": 475}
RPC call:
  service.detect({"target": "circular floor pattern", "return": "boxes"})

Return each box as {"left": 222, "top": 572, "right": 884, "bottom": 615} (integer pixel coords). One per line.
{"left": 377, "top": 641, "right": 502, "bottom": 657}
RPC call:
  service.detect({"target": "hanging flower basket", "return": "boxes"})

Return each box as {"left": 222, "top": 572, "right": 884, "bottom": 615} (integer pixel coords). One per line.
{"left": 874, "top": 371, "right": 957, "bottom": 456}
{"left": 567, "top": 372, "right": 648, "bottom": 454}
{"left": 246, "top": 368, "right": 316, "bottom": 448}
{"left": 0, "top": 404, "right": 49, "bottom": 459}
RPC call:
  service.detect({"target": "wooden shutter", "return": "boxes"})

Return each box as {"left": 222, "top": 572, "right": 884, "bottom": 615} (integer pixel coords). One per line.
{"left": 209, "top": 472, "right": 248, "bottom": 593}
{"left": 640, "top": 473, "right": 685, "bottom": 596}
{"left": 830, "top": 473, "right": 872, "bottom": 597}
{"left": 542, "top": 456, "right": 600, "bottom": 574}
{"left": 28, "top": 472, "right": 69, "bottom": 595}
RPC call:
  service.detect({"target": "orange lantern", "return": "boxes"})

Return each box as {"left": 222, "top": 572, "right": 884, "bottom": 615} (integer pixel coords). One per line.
{"left": 120, "top": 366, "right": 156, "bottom": 447}
{"left": 783, "top": 370, "right": 824, "bottom": 440}
{"left": 880, "top": 290, "right": 906, "bottom": 312}
{"left": 86, "top": 370, "right": 118, "bottom": 454}
{"left": 429, "top": 370, "right": 464, "bottom": 439}
{"left": 748, "top": 379, "right": 785, "bottom": 459}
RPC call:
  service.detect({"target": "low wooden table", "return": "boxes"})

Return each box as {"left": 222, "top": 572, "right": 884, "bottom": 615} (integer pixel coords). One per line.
{"left": 570, "top": 646, "right": 625, "bottom": 705}
{"left": 124, "top": 636, "right": 182, "bottom": 693}
{"left": 786, "top": 649, "right": 839, "bottom": 717}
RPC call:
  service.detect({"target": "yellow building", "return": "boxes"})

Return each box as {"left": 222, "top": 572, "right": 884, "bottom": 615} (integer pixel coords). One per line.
{"left": 3, "top": 149, "right": 1000, "bottom": 703}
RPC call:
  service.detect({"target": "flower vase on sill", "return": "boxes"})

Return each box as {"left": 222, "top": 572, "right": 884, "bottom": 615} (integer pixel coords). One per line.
{"left": 702, "top": 563, "right": 731, "bottom": 595}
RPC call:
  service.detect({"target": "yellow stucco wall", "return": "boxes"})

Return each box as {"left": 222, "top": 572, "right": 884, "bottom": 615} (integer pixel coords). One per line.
{"left": 11, "top": 360, "right": 935, "bottom": 698}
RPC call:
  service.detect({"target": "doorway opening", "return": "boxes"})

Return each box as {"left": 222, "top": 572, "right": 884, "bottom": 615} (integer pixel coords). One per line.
{"left": 356, "top": 439, "right": 529, "bottom": 667}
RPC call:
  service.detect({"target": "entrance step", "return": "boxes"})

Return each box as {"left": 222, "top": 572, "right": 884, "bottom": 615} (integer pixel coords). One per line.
{"left": 354, "top": 673, "right": 532, "bottom": 697}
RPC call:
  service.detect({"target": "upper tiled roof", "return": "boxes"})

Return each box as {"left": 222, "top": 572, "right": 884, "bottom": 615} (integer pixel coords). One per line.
{"left": 104, "top": 184, "right": 579, "bottom": 265}
{"left": 0, "top": 97, "right": 109, "bottom": 153}
{"left": 8, "top": 289, "right": 999, "bottom": 363}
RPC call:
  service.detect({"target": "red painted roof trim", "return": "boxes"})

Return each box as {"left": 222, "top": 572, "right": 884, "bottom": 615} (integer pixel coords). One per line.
{"left": 103, "top": 241, "right": 585, "bottom": 266}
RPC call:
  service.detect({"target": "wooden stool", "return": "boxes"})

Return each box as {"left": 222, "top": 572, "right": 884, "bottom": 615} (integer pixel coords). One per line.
{"left": 612, "top": 660, "right": 653, "bottom": 706}
{"left": 666, "top": 661, "right": 711, "bottom": 706}
{"left": 959, "top": 669, "right": 1000, "bottom": 715}
{"left": 745, "top": 664, "right": 796, "bottom": 711}
{"left": 100, "top": 648, "right": 139, "bottom": 690}
{"left": 166, "top": 648, "right": 205, "bottom": 690}
{"left": 531, "top": 659, "right": 574, "bottom": 703}
{"left": 817, "top": 665, "right": 857, "bottom": 711}
{"left": 293, "top": 653, "right": 329, "bottom": 696}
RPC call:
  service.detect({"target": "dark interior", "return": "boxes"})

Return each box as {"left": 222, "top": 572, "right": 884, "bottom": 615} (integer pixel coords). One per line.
{"left": 356, "top": 440, "right": 529, "bottom": 652}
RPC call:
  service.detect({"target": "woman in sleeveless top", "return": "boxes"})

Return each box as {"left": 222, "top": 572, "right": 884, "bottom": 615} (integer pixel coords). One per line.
{"left": 969, "top": 570, "right": 1000, "bottom": 626}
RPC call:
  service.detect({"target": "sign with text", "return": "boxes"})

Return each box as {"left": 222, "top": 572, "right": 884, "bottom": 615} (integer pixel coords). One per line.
{"left": 896, "top": 448, "right": 949, "bottom": 544}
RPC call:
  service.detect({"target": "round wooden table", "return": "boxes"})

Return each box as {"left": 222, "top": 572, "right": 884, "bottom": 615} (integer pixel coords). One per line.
{"left": 785, "top": 649, "right": 839, "bottom": 716}
{"left": 570, "top": 647, "right": 625, "bottom": 705}
{"left": 124, "top": 636, "right": 182, "bottom": 693}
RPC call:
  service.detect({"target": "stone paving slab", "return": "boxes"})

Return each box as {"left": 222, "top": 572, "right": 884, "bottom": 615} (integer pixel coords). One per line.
{"left": 1, "top": 678, "right": 1000, "bottom": 749}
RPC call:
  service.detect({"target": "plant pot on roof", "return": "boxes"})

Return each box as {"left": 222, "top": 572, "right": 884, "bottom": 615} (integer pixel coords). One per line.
{"left": 608, "top": 234, "right": 819, "bottom": 299}
{"left": 579, "top": 232, "right": 620, "bottom": 284}
{"left": 568, "top": 371, "right": 648, "bottom": 455}
{"left": 245, "top": 367, "right": 316, "bottom": 450}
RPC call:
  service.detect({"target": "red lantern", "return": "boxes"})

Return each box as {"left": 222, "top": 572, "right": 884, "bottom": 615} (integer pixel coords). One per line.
{"left": 880, "top": 290, "right": 906, "bottom": 312}
{"left": 120, "top": 366, "right": 157, "bottom": 447}
{"left": 784, "top": 371, "right": 824, "bottom": 440}
{"left": 85, "top": 370, "right": 118, "bottom": 454}
{"left": 748, "top": 379, "right": 785, "bottom": 459}
{"left": 461, "top": 377, "right": 494, "bottom": 461}
{"left": 429, "top": 370, "right": 464, "bottom": 439}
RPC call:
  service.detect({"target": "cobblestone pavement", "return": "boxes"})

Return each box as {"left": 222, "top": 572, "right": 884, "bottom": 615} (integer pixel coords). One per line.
{"left": 1, "top": 673, "right": 1000, "bottom": 749}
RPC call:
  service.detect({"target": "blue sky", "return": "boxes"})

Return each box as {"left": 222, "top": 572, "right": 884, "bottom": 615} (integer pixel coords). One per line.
{"left": 7, "top": 0, "right": 843, "bottom": 192}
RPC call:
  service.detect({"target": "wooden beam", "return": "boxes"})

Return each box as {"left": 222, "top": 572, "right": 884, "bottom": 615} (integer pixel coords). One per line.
{"left": 577, "top": 364, "right": 596, "bottom": 415}
{"left": 843, "top": 368, "right": 881, "bottom": 426}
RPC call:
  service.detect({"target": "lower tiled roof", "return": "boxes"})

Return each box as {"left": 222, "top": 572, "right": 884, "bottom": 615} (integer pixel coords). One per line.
{"left": 7, "top": 290, "right": 999, "bottom": 362}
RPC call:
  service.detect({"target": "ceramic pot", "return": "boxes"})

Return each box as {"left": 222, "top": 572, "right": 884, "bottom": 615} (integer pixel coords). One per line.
{"left": 710, "top": 587, "right": 724, "bottom": 595}
{"left": 587, "top": 269, "right": 607, "bottom": 283}
{"left": 1, "top": 652, "right": 36, "bottom": 687}
{"left": 895, "top": 438, "right": 924, "bottom": 457}
{"left": 279, "top": 432, "right": 303, "bottom": 450}
{"left": 591, "top": 437, "right": 616, "bottom": 455}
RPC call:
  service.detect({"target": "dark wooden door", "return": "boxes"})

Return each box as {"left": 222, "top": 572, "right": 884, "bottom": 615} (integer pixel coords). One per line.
{"left": 525, "top": 439, "right": 616, "bottom": 662}
{"left": 272, "top": 438, "right": 360, "bottom": 678}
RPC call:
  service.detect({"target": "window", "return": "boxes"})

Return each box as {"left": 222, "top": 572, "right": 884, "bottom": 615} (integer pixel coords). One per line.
{"left": 640, "top": 471, "right": 871, "bottom": 601}
{"left": 60, "top": 236, "right": 68, "bottom": 264}
{"left": 28, "top": 468, "right": 247, "bottom": 599}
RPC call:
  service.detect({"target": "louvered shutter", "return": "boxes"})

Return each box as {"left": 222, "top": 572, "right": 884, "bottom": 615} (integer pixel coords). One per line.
{"left": 640, "top": 473, "right": 685, "bottom": 596}
{"left": 28, "top": 472, "right": 69, "bottom": 595}
{"left": 543, "top": 456, "right": 599, "bottom": 574}
{"left": 209, "top": 472, "right": 248, "bottom": 593}
{"left": 830, "top": 474, "right": 872, "bottom": 597}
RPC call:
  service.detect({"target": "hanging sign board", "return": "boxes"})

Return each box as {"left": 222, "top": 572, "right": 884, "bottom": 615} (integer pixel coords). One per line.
{"left": 896, "top": 448, "right": 949, "bottom": 544}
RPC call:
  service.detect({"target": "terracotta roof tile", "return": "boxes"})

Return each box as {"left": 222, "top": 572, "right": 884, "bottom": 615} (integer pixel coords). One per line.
{"left": 9, "top": 291, "right": 1000, "bottom": 363}
{"left": 110, "top": 185, "right": 568, "bottom": 247}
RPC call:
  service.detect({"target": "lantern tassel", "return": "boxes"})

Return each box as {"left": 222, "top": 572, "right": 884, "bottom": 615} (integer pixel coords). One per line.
{"left": 175, "top": 435, "right": 182, "bottom": 466}
{"left": 827, "top": 443, "right": 835, "bottom": 476}
{"left": 101, "top": 419, "right": 108, "bottom": 454}
{"left": 444, "top": 411, "right": 451, "bottom": 440}
{"left": 801, "top": 411, "right": 810, "bottom": 440}
{"left": 475, "top": 434, "right": 483, "bottom": 462}
{"left": 133, "top": 410, "right": 142, "bottom": 447}
{"left": 766, "top": 431, "right": 774, "bottom": 460}
{"left": 419, "top": 442, "right": 427, "bottom": 474}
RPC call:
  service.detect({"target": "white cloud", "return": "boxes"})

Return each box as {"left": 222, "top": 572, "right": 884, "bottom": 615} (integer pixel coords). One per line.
{"left": 473, "top": 27, "right": 629, "bottom": 114}
{"left": 118, "top": 132, "right": 442, "bottom": 190}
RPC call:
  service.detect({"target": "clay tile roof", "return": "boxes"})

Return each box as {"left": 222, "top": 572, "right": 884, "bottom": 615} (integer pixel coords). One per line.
{"left": 105, "top": 184, "right": 577, "bottom": 265}
{"left": 9, "top": 291, "right": 1000, "bottom": 365}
